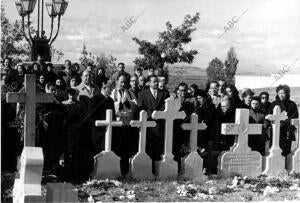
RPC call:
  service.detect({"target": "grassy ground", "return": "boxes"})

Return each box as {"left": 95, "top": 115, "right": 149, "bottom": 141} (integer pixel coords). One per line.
{"left": 2, "top": 172, "right": 300, "bottom": 202}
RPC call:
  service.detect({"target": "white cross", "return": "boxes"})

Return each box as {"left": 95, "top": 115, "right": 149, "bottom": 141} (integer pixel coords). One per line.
{"left": 181, "top": 113, "right": 207, "bottom": 152}
{"left": 152, "top": 97, "right": 186, "bottom": 156}
{"left": 291, "top": 118, "right": 300, "bottom": 150}
{"left": 95, "top": 109, "right": 123, "bottom": 152}
{"left": 6, "top": 74, "right": 54, "bottom": 147}
{"left": 222, "top": 109, "right": 262, "bottom": 152}
{"left": 130, "top": 110, "right": 156, "bottom": 153}
{"left": 266, "top": 105, "right": 288, "bottom": 150}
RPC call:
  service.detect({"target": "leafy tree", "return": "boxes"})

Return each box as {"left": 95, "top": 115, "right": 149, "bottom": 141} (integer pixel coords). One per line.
{"left": 206, "top": 57, "right": 224, "bottom": 81}
{"left": 78, "top": 44, "right": 118, "bottom": 78}
{"left": 224, "top": 47, "right": 238, "bottom": 84}
{"left": 1, "top": 5, "right": 31, "bottom": 64}
{"left": 132, "top": 13, "right": 200, "bottom": 80}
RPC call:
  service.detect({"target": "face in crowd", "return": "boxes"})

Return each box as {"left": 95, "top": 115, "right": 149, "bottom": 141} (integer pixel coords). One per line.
{"left": 221, "top": 98, "right": 231, "bottom": 113}
{"left": 158, "top": 77, "right": 166, "bottom": 90}
{"left": 260, "top": 94, "right": 268, "bottom": 104}
{"left": 149, "top": 76, "right": 158, "bottom": 90}
{"left": 101, "top": 85, "right": 112, "bottom": 98}
{"left": 69, "top": 77, "right": 77, "bottom": 88}
{"left": 118, "top": 75, "right": 126, "bottom": 90}
{"left": 135, "top": 68, "right": 143, "bottom": 77}
{"left": 250, "top": 99, "right": 260, "bottom": 110}
{"left": 46, "top": 84, "right": 57, "bottom": 95}
{"left": 277, "top": 89, "right": 287, "bottom": 101}
{"left": 47, "top": 64, "right": 53, "bottom": 72}
{"left": 81, "top": 71, "right": 91, "bottom": 85}
{"left": 138, "top": 76, "right": 145, "bottom": 87}
{"left": 39, "top": 75, "right": 46, "bottom": 84}
{"left": 118, "top": 63, "right": 125, "bottom": 72}
{"left": 177, "top": 85, "right": 187, "bottom": 99}
{"left": 209, "top": 82, "right": 219, "bottom": 97}
{"left": 244, "top": 94, "right": 252, "bottom": 106}
{"left": 225, "top": 87, "right": 233, "bottom": 98}
{"left": 4, "top": 58, "right": 11, "bottom": 68}
{"left": 130, "top": 75, "right": 138, "bottom": 89}
{"left": 65, "top": 60, "right": 72, "bottom": 71}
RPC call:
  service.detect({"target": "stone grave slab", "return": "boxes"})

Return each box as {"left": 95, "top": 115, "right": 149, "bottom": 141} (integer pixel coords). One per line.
{"left": 152, "top": 97, "right": 186, "bottom": 178}
{"left": 181, "top": 113, "right": 207, "bottom": 180}
{"left": 219, "top": 109, "right": 263, "bottom": 177}
{"left": 13, "top": 147, "right": 45, "bottom": 203}
{"left": 263, "top": 105, "right": 288, "bottom": 176}
{"left": 92, "top": 109, "right": 123, "bottom": 179}
{"left": 130, "top": 110, "right": 156, "bottom": 179}
{"left": 46, "top": 183, "right": 78, "bottom": 202}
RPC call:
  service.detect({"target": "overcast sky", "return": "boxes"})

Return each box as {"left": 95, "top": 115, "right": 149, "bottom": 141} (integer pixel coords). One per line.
{"left": 2, "top": 0, "right": 300, "bottom": 74}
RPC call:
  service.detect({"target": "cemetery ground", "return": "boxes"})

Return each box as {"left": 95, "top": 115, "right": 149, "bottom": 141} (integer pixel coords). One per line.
{"left": 2, "top": 171, "right": 300, "bottom": 202}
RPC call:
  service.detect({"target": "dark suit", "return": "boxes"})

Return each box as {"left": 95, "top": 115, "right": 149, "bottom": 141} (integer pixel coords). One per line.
{"left": 138, "top": 88, "right": 169, "bottom": 160}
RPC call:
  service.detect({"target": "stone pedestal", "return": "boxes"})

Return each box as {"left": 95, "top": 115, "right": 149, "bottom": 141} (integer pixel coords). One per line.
{"left": 13, "top": 147, "right": 45, "bottom": 203}
{"left": 46, "top": 183, "right": 78, "bottom": 202}
{"left": 131, "top": 152, "right": 153, "bottom": 179}
{"left": 92, "top": 151, "right": 121, "bottom": 179}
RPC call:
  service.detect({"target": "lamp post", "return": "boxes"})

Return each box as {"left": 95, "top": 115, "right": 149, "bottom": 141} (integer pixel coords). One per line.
{"left": 15, "top": 0, "right": 68, "bottom": 62}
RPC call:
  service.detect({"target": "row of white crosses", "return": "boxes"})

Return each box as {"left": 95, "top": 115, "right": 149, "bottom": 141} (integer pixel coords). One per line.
{"left": 93, "top": 97, "right": 300, "bottom": 179}
{"left": 93, "top": 98, "right": 208, "bottom": 179}
{"left": 6, "top": 74, "right": 78, "bottom": 202}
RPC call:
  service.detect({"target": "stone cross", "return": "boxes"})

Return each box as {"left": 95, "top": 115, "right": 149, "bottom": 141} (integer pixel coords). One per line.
{"left": 181, "top": 113, "right": 207, "bottom": 179}
{"left": 219, "top": 109, "right": 263, "bottom": 177}
{"left": 92, "top": 109, "right": 123, "bottom": 179}
{"left": 287, "top": 118, "right": 300, "bottom": 173}
{"left": 130, "top": 110, "right": 156, "bottom": 179}
{"left": 152, "top": 97, "right": 186, "bottom": 178}
{"left": 263, "top": 105, "right": 288, "bottom": 176}
{"left": 6, "top": 74, "right": 54, "bottom": 147}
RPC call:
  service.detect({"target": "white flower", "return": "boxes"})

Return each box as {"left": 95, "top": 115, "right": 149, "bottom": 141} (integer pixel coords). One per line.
{"left": 263, "top": 186, "right": 279, "bottom": 196}
{"left": 119, "top": 195, "right": 125, "bottom": 200}
{"left": 88, "top": 195, "right": 95, "bottom": 203}
{"left": 289, "top": 183, "right": 300, "bottom": 191}
{"left": 208, "top": 187, "right": 217, "bottom": 195}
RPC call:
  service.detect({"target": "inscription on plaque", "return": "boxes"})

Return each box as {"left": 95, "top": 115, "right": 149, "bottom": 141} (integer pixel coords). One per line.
{"left": 220, "top": 152, "right": 262, "bottom": 176}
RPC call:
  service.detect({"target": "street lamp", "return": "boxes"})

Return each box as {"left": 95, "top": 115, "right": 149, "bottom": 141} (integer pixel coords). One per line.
{"left": 15, "top": 0, "right": 68, "bottom": 61}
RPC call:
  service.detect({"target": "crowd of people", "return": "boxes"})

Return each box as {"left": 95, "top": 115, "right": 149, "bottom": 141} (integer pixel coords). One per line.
{"left": 1, "top": 56, "right": 299, "bottom": 181}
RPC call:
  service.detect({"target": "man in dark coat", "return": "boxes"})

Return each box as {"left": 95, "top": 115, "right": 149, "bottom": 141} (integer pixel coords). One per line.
{"left": 137, "top": 75, "right": 169, "bottom": 175}
{"left": 88, "top": 83, "right": 115, "bottom": 155}
{"left": 268, "top": 85, "right": 299, "bottom": 156}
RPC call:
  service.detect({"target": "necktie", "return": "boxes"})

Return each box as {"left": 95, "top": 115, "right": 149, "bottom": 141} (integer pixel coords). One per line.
{"left": 153, "top": 90, "right": 157, "bottom": 99}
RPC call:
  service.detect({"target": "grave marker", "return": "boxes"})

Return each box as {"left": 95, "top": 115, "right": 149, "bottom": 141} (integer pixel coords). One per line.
{"left": 181, "top": 113, "right": 207, "bottom": 179}
{"left": 263, "top": 105, "right": 288, "bottom": 176}
{"left": 219, "top": 109, "right": 262, "bottom": 177}
{"left": 152, "top": 97, "right": 186, "bottom": 178}
{"left": 13, "top": 147, "right": 45, "bottom": 203}
{"left": 92, "top": 109, "right": 123, "bottom": 179}
{"left": 46, "top": 183, "right": 78, "bottom": 202}
{"left": 287, "top": 118, "right": 300, "bottom": 173}
{"left": 130, "top": 110, "right": 156, "bottom": 179}
{"left": 6, "top": 74, "right": 54, "bottom": 146}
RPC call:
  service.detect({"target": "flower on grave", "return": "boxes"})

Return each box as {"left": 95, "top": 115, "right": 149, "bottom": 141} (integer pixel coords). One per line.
{"left": 193, "top": 192, "right": 214, "bottom": 200}
{"left": 205, "top": 180, "right": 216, "bottom": 184}
{"left": 88, "top": 195, "right": 95, "bottom": 203}
{"left": 289, "top": 183, "right": 300, "bottom": 191}
{"left": 119, "top": 195, "right": 125, "bottom": 200}
{"left": 208, "top": 187, "right": 217, "bottom": 195}
{"left": 263, "top": 186, "right": 279, "bottom": 196}
{"left": 126, "top": 190, "right": 136, "bottom": 200}
{"left": 177, "top": 185, "right": 188, "bottom": 197}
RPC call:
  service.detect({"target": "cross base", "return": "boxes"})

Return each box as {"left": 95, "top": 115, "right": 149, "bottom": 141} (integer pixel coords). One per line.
{"left": 131, "top": 152, "right": 154, "bottom": 179}
{"left": 13, "top": 179, "right": 45, "bottom": 203}
{"left": 158, "top": 154, "right": 178, "bottom": 179}
{"left": 92, "top": 151, "right": 121, "bottom": 179}
{"left": 181, "top": 152, "right": 206, "bottom": 180}
{"left": 263, "top": 148, "right": 286, "bottom": 176}
{"left": 286, "top": 149, "right": 300, "bottom": 173}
